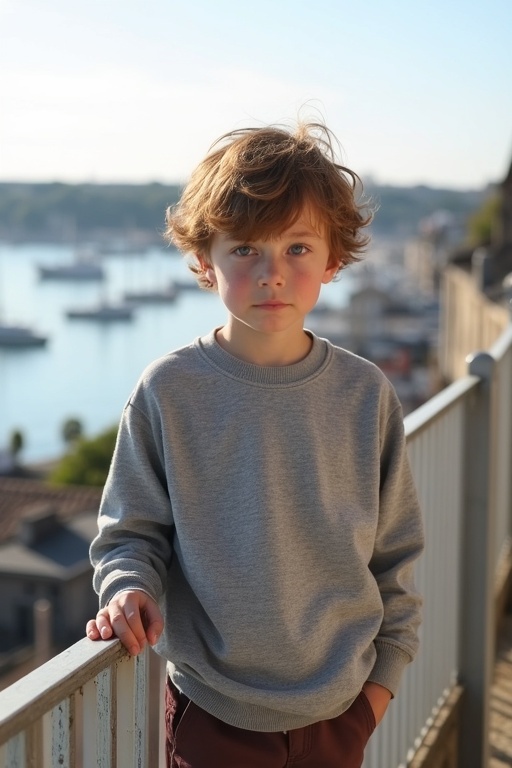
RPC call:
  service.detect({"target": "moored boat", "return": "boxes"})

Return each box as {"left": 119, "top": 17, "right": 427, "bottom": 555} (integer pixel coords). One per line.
{"left": 65, "top": 302, "right": 135, "bottom": 322}
{"left": 38, "top": 251, "right": 105, "bottom": 281}
{"left": 123, "top": 282, "right": 178, "bottom": 304}
{"left": 0, "top": 324, "right": 48, "bottom": 348}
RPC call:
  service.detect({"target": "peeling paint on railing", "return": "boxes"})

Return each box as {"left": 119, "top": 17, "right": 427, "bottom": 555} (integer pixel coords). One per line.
{"left": 0, "top": 640, "right": 161, "bottom": 767}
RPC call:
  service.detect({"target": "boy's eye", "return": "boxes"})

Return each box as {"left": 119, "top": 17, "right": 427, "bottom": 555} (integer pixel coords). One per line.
{"left": 289, "top": 244, "right": 308, "bottom": 255}
{"left": 233, "top": 245, "right": 253, "bottom": 257}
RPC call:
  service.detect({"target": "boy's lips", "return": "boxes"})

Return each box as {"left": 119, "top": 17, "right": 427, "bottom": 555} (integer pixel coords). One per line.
{"left": 254, "top": 300, "right": 289, "bottom": 309}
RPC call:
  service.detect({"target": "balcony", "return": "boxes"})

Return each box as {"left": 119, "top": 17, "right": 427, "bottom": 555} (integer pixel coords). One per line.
{"left": 1, "top": 283, "right": 511, "bottom": 767}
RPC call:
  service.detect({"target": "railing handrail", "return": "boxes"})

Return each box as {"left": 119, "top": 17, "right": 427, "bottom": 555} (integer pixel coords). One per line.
{"left": 488, "top": 321, "right": 512, "bottom": 361}
{"left": 0, "top": 637, "right": 126, "bottom": 745}
{"left": 405, "top": 316, "right": 511, "bottom": 442}
{"left": 404, "top": 373, "right": 478, "bottom": 439}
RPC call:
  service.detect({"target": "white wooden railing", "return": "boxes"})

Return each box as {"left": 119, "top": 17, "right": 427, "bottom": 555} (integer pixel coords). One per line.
{"left": 0, "top": 639, "right": 165, "bottom": 767}
{"left": 364, "top": 320, "right": 512, "bottom": 768}
{"left": 440, "top": 265, "right": 509, "bottom": 382}
{"left": 1, "top": 321, "right": 511, "bottom": 768}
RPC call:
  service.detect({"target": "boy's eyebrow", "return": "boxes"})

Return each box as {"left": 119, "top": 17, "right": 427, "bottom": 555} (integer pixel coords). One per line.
{"left": 285, "top": 229, "right": 322, "bottom": 239}
{"left": 219, "top": 227, "right": 322, "bottom": 243}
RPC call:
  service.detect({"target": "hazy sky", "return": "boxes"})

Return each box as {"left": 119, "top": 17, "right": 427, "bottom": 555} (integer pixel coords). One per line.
{"left": 1, "top": 0, "right": 511, "bottom": 189}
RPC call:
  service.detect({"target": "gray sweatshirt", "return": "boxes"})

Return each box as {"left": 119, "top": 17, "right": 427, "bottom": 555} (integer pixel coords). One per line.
{"left": 90, "top": 329, "right": 424, "bottom": 732}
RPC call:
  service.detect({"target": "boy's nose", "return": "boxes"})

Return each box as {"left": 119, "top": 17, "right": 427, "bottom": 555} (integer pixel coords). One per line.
{"left": 257, "top": 256, "right": 285, "bottom": 287}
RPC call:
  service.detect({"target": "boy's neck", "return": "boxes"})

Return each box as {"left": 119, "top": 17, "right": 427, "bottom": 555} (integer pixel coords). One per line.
{"left": 215, "top": 325, "right": 312, "bottom": 367}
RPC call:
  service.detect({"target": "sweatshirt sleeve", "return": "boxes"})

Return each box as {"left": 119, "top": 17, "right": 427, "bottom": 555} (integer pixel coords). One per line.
{"left": 90, "top": 398, "right": 174, "bottom": 608}
{"left": 368, "top": 398, "right": 424, "bottom": 696}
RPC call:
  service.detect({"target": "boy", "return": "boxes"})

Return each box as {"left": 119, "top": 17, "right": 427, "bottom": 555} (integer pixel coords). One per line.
{"left": 87, "top": 122, "right": 424, "bottom": 768}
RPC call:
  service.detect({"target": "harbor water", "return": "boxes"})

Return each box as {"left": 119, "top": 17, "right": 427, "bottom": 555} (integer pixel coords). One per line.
{"left": 0, "top": 243, "right": 354, "bottom": 463}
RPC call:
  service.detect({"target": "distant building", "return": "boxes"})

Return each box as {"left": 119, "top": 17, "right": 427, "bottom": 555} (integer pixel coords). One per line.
{"left": 405, "top": 208, "right": 468, "bottom": 298}
{"left": 0, "top": 478, "right": 102, "bottom": 685}
{"left": 307, "top": 253, "right": 438, "bottom": 415}
{"left": 0, "top": 450, "right": 16, "bottom": 476}
{"left": 448, "top": 153, "right": 512, "bottom": 303}
{"left": 489, "top": 156, "right": 512, "bottom": 292}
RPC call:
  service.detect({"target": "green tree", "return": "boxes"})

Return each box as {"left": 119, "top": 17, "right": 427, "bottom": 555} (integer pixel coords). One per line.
{"left": 49, "top": 425, "right": 118, "bottom": 487}
{"left": 62, "top": 417, "right": 83, "bottom": 446}
{"left": 467, "top": 193, "right": 500, "bottom": 247}
{"left": 9, "top": 429, "right": 24, "bottom": 459}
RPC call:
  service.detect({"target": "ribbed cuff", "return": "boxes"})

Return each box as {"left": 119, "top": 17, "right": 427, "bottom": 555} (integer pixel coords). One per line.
{"left": 367, "top": 641, "right": 412, "bottom": 697}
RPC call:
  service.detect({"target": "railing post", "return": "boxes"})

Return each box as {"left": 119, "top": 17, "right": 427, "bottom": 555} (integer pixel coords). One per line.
{"left": 457, "top": 351, "right": 496, "bottom": 768}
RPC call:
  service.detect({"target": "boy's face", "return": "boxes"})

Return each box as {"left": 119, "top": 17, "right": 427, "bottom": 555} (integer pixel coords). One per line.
{"left": 201, "top": 210, "right": 337, "bottom": 356}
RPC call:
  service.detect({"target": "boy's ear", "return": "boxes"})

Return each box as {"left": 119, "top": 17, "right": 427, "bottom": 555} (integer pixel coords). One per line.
{"left": 205, "top": 266, "right": 217, "bottom": 287}
{"left": 322, "top": 261, "right": 338, "bottom": 284}
{"left": 196, "top": 253, "right": 217, "bottom": 287}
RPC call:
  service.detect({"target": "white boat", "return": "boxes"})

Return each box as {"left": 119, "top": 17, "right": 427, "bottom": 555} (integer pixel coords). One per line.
{"left": 0, "top": 323, "right": 48, "bottom": 348}
{"left": 0, "top": 260, "right": 48, "bottom": 346}
{"left": 65, "top": 301, "right": 135, "bottom": 322}
{"left": 123, "top": 281, "right": 178, "bottom": 304}
{"left": 38, "top": 252, "right": 105, "bottom": 281}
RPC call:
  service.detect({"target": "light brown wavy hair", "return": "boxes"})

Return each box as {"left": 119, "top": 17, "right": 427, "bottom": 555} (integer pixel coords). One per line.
{"left": 165, "top": 122, "right": 373, "bottom": 289}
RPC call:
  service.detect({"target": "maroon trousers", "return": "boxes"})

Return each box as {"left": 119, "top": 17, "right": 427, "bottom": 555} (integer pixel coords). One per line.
{"left": 165, "top": 677, "right": 376, "bottom": 768}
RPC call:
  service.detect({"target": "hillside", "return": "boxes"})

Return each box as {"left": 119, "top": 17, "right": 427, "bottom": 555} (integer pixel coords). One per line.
{"left": 0, "top": 180, "right": 488, "bottom": 245}
{"left": 0, "top": 182, "right": 182, "bottom": 245}
{"left": 366, "top": 182, "right": 487, "bottom": 237}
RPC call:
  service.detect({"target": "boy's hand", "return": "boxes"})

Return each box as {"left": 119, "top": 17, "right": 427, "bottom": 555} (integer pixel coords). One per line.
{"left": 362, "top": 681, "right": 392, "bottom": 726}
{"left": 86, "top": 590, "right": 163, "bottom": 656}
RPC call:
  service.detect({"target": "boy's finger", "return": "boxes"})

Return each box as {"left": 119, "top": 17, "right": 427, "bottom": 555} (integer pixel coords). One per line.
{"left": 94, "top": 609, "right": 115, "bottom": 640}
{"left": 141, "top": 600, "right": 164, "bottom": 644}
{"left": 108, "top": 608, "right": 141, "bottom": 655}
{"left": 118, "top": 597, "right": 149, "bottom": 650}
{"left": 86, "top": 619, "right": 101, "bottom": 639}
{"left": 145, "top": 616, "right": 164, "bottom": 645}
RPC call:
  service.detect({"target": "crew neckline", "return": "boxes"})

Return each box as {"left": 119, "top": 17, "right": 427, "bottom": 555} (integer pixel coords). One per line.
{"left": 195, "top": 328, "right": 331, "bottom": 386}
